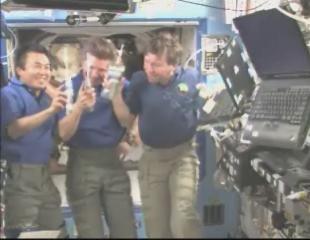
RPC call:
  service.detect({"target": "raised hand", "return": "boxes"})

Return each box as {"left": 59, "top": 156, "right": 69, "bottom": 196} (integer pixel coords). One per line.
{"left": 75, "top": 81, "right": 96, "bottom": 111}
{"left": 49, "top": 86, "right": 68, "bottom": 113}
{"left": 102, "top": 76, "right": 124, "bottom": 100}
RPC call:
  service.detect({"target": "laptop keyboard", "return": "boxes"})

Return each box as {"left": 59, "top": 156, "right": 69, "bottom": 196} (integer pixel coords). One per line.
{"left": 249, "top": 87, "right": 310, "bottom": 125}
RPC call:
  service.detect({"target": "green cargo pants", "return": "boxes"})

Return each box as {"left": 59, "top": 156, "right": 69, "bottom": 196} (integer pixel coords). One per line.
{"left": 66, "top": 148, "right": 137, "bottom": 238}
{"left": 4, "top": 163, "right": 65, "bottom": 234}
{"left": 138, "top": 139, "right": 202, "bottom": 238}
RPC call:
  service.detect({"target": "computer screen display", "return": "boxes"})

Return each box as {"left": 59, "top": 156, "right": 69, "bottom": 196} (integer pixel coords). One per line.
{"left": 233, "top": 8, "right": 310, "bottom": 79}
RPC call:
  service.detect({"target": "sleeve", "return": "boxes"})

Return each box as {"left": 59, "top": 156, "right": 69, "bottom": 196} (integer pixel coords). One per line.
{"left": 188, "top": 68, "right": 206, "bottom": 111}
{"left": 123, "top": 71, "right": 146, "bottom": 115}
{"left": 0, "top": 88, "right": 25, "bottom": 139}
{"left": 0, "top": 88, "right": 24, "bottom": 129}
{"left": 195, "top": 82, "right": 209, "bottom": 110}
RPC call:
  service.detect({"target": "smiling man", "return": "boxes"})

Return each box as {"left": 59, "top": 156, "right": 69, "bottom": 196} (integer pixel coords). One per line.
{"left": 0, "top": 44, "right": 68, "bottom": 237}
{"left": 58, "top": 37, "right": 136, "bottom": 238}
{"left": 112, "top": 33, "right": 203, "bottom": 238}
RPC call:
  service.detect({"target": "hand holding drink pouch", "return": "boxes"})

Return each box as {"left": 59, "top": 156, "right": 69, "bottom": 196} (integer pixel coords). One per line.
{"left": 64, "top": 79, "right": 74, "bottom": 115}
{"left": 101, "top": 44, "right": 125, "bottom": 100}
{"left": 72, "top": 79, "right": 96, "bottom": 113}
{"left": 83, "top": 66, "right": 96, "bottom": 112}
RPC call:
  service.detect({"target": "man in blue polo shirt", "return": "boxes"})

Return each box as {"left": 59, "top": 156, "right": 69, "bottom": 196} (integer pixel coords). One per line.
{"left": 0, "top": 44, "right": 68, "bottom": 237}
{"left": 112, "top": 34, "right": 203, "bottom": 238}
{"left": 58, "top": 37, "right": 136, "bottom": 238}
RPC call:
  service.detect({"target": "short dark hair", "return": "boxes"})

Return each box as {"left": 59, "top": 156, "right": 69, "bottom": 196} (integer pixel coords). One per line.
{"left": 14, "top": 43, "right": 50, "bottom": 70}
{"left": 81, "top": 37, "right": 116, "bottom": 62}
{"left": 146, "top": 34, "right": 183, "bottom": 65}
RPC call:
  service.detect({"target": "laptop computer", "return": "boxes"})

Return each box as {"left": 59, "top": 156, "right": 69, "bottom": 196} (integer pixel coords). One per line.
{"left": 199, "top": 37, "right": 256, "bottom": 124}
{"left": 234, "top": 8, "right": 310, "bottom": 150}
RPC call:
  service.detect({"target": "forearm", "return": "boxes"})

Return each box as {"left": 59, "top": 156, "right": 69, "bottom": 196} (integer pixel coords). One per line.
{"left": 130, "top": 117, "right": 139, "bottom": 137}
{"left": 7, "top": 108, "right": 55, "bottom": 139}
{"left": 111, "top": 91, "right": 135, "bottom": 129}
{"left": 58, "top": 104, "right": 83, "bottom": 142}
{"left": 59, "top": 82, "right": 97, "bottom": 141}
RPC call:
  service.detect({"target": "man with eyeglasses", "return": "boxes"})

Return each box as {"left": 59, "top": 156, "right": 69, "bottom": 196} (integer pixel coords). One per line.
{"left": 0, "top": 44, "right": 69, "bottom": 237}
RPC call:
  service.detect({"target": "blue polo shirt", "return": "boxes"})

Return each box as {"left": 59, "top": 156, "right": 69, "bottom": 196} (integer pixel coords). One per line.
{"left": 59, "top": 72, "right": 125, "bottom": 148}
{"left": 125, "top": 67, "right": 202, "bottom": 148}
{"left": 0, "top": 77, "right": 56, "bottom": 164}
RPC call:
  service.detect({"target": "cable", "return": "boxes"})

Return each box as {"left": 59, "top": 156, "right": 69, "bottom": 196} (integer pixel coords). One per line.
{"left": 0, "top": 26, "right": 18, "bottom": 60}
{"left": 184, "top": 48, "right": 202, "bottom": 68}
{"left": 276, "top": 6, "right": 310, "bottom": 25}
{"left": 176, "top": 0, "right": 271, "bottom": 12}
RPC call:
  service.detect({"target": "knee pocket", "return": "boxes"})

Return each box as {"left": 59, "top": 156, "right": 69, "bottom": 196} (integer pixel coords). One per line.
{"left": 175, "top": 200, "right": 197, "bottom": 218}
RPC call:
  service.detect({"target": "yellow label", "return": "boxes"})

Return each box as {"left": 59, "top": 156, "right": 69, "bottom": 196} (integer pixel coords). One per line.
{"left": 178, "top": 83, "right": 189, "bottom": 93}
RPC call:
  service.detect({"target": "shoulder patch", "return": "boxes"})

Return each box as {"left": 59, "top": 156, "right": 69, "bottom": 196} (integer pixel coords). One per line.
{"left": 177, "top": 83, "right": 189, "bottom": 93}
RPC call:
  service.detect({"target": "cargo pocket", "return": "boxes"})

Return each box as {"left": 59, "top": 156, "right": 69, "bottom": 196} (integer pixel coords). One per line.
{"left": 5, "top": 164, "right": 22, "bottom": 193}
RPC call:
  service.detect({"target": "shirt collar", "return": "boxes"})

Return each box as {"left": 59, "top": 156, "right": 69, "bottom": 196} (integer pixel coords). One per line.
{"left": 10, "top": 76, "right": 25, "bottom": 86}
{"left": 174, "top": 66, "right": 182, "bottom": 81}
{"left": 10, "top": 76, "right": 46, "bottom": 99}
{"left": 95, "top": 84, "right": 102, "bottom": 93}
{"left": 164, "top": 66, "right": 182, "bottom": 86}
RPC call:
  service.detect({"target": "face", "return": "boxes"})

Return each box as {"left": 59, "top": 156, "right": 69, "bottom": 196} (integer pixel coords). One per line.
{"left": 16, "top": 52, "right": 51, "bottom": 90}
{"left": 83, "top": 53, "right": 110, "bottom": 87}
{"left": 144, "top": 53, "right": 176, "bottom": 85}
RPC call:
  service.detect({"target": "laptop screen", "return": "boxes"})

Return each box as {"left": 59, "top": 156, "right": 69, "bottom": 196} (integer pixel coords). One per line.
{"left": 233, "top": 8, "right": 310, "bottom": 79}
{"left": 215, "top": 37, "right": 256, "bottom": 111}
